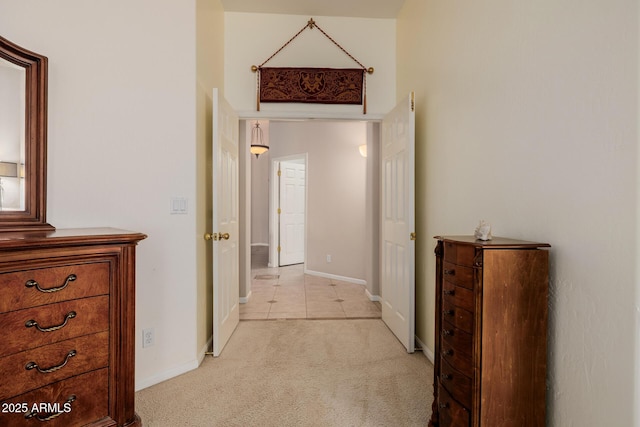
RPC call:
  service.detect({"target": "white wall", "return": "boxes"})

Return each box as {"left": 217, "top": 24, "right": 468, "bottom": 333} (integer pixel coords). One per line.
{"left": 0, "top": 0, "right": 203, "bottom": 390}
{"left": 398, "top": 0, "right": 639, "bottom": 425}
{"left": 224, "top": 12, "right": 396, "bottom": 118}
{"left": 249, "top": 120, "right": 270, "bottom": 246}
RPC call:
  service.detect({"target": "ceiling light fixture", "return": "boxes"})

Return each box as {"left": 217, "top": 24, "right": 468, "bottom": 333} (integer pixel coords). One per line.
{"left": 250, "top": 121, "right": 269, "bottom": 158}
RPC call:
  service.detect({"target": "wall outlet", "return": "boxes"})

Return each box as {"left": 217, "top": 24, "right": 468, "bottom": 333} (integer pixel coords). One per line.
{"left": 326, "top": 254, "right": 332, "bottom": 263}
{"left": 142, "top": 328, "right": 155, "bottom": 348}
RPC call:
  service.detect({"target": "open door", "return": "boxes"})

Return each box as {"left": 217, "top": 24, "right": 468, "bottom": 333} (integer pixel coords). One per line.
{"left": 381, "top": 92, "right": 416, "bottom": 353}
{"left": 211, "top": 88, "right": 239, "bottom": 356}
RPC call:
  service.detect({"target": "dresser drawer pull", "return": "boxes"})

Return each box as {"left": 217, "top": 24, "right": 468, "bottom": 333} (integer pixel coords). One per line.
{"left": 444, "top": 269, "right": 455, "bottom": 276}
{"left": 443, "top": 309, "right": 454, "bottom": 316}
{"left": 25, "top": 274, "right": 77, "bottom": 293}
{"left": 443, "top": 349, "right": 453, "bottom": 356}
{"left": 443, "top": 289, "right": 455, "bottom": 296}
{"left": 25, "top": 311, "right": 77, "bottom": 333}
{"left": 24, "top": 395, "right": 76, "bottom": 422}
{"left": 442, "top": 373, "right": 452, "bottom": 380}
{"left": 442, "top": 329, "right": 454, "bottom": 336}
{"left": 25, "top": 350, "right": 77, "bottom": 374}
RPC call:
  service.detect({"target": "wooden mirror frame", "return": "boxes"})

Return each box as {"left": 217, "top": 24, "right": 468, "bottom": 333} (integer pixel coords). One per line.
{"left": 0, "top": 36, "right": 53, "bottom": 232}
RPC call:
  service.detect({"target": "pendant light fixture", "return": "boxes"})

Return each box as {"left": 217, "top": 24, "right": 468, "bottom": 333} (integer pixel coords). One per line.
{"left": 250, "top": 121, "right": 269, "bottom": 158}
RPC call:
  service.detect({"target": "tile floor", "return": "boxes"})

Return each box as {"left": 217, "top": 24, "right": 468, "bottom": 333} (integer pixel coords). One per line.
{"left": 241, "top": 248, "right": 381, "bottom": 320}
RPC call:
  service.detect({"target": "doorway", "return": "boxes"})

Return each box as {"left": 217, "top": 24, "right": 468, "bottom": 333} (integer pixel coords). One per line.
{"left": 271, "top": 155, "right": 307, "bottom": 267}
{"left": 247, "top": 120, "right": 374, "bottom": 286}
{"left": 232, "top": 97, "right": 414, "bottom": 353}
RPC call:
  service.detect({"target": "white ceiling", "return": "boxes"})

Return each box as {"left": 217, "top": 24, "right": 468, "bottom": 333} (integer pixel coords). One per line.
{"left": 220, "top": 0, "right": 406, "bottom": 19}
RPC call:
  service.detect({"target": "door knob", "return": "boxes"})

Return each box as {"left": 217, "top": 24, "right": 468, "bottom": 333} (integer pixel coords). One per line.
{"left": 204, "top": 232, "right": 230, "bottom": 241}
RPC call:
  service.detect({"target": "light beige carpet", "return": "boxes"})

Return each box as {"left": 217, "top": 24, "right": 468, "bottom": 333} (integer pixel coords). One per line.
{"left": 135, "top": 319, "right": 434, "bottom": 427}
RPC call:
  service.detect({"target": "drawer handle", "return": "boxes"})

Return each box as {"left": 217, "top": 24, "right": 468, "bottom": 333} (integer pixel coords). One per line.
{"left": 442, "top": 329, "right": 454, "bottom": 336}
{"left": 25, "top": 274, "right": 77, "bottom": 293}
{"left": 443, "top": 289, "right": 455, "bottom": 296}
{"left": 443, "top": 309, "right": 454, "bottom": 316}
{"left": 25, "top": 350, "right": 77, "bottom": 374}
{"left": 442, "top": 349, "right": 453, "bottom": 356}
{"left": 25, "top": 311, "right": 77, "bottom": 333}
{"left": 442, "top": 373, "right": 452, "bottom": 381}
{"left": 444, "top": 269, "right": 455, "bottom": 276}
{"left": 24, "top": 395, "right": 76, "bottom": 422}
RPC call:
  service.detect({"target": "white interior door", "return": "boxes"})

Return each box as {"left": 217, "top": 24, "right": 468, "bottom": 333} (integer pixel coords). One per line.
{"left": 212, "top": 88, "right": 239, "bottom": 357}
{"left": 381, "top": 92, "right": 416, "bottom": 353}
{"left": 279, "top": 159, "right": 306, "bottom": 266}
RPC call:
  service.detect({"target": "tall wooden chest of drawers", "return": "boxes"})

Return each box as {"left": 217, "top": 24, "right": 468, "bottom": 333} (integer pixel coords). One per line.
{"left": 429, "top": 236, "right": 550, "bottom": 427}
{"left": 0, "top": 228, "right": 146, "bottom": 427}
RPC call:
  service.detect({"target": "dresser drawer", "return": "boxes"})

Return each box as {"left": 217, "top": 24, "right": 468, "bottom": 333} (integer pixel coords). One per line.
{"left": 438, "top": 382, "right": 470, "bottom": 427}
{"left": 0, "top": 331, "right": 109, "bottom": 400}
{"left": 0, "top": 368, "right": 109, "bottom": 427}
{"left": 440, "top": 357, "right": 472, "bottom": 409}
{"left": 442, "top": 262, "right": 474, "bottom": 289}
{"left": 441, "top": 320, "right": 473, "bottom": 360}
{"left": 441, "top": 338, "right": 473, "bottom": 378}
{"left": 443, "top": 281, "right": 474, "bottom": 313}
{"left": 443, "top": 241, "right": 476, "bottom": 267}
{"left": 0, "top": 296, "right": 109, "bottom": 357}
{"left": 0, "top": 262, "right": 110, "bottom": 314}
{"left": 442, "top": 300, "right": 473, "bottom": 334}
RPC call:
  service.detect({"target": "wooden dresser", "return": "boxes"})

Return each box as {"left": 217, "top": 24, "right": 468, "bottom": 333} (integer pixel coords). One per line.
{"left": 0, "top": 228, "right": 146, "bottom": 427}
{"left": 429, "top": 236, "right": 550, "bottom": 427}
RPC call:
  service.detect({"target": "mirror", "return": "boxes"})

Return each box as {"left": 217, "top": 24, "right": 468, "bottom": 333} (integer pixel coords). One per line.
{"left": 0, "top": 36, "right": 53, "bottom": 232}
{"left": 0, "top": 56, "right": 26, "bottom": 211}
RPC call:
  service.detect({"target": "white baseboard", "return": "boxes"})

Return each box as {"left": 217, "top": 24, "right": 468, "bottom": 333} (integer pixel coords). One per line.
{"left": 135, "top": 337, "right": 213, "bottom": 392}
{"left": 304, "top": 268, "right": 366, "bottom": 286}
{"left": 365, "top": 288, "right": 381, "bottom": 302}
{"left": 415, "top": 335, "right": 434, "bottom": 363}
{"left": 239, "top": 290, "right": 252, "bottom": 304}
{"left": 135, "top": 358, "right": 199, "bottom": 391}
{"left": 199, "top": 335, "right": 213, "bottom": 365}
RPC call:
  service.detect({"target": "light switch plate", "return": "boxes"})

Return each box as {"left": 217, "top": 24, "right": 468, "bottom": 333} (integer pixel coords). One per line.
{"left": 170, "top": 197, "right": 188, "bottom": 214}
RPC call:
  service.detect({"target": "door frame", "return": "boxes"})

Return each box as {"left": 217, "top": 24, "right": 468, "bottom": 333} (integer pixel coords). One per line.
{"left": 240, "top": 117, "right": 384, "bottom": 301}
{"left": 269, "top": 154, "right": 308, "bottom": 268}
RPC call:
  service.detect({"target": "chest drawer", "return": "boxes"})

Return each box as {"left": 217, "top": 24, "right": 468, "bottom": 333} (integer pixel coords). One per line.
{"left": 443, "top": 241, "right": 476, "bottom": 267}
{"left": 0, "top": 262, "right": 110, "bottom": 314}
{"left": 443, "top": 281, "right": 474, "bottom": 313}
{"left": 438, "top": 382, "right": 470, "bottom": 427}
{"left": 440, "top": 357, "right": 472, "bottom": 409}
{"left": 443, "top": 262, "right": 474, "bottom": 289}
{"left": 441, "top": 320, "right": 473, "bottom": 360}
{"left": 442, "top": 300, "right": 473, "bottom": 334}
{"left": 441, "top": 337, "right": 473, "bottom": 378}
{"left": 0, "top": 296, "right": 109, "bottom": 357}
{"left": 0, "top": 331, "right": 109, "bottom": 400}
{"left": 0, "top": 368, "right": 109, "bottom": 427}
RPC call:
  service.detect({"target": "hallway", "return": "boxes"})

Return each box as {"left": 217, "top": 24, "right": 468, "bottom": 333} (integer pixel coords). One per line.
{"left": 241, "top": 247, "right": 381, "bottom": 320}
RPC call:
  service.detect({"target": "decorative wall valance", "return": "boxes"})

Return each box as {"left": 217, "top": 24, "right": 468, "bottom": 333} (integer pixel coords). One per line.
{"left": 251, "top": 18, "right": 374, "bottom": 114}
